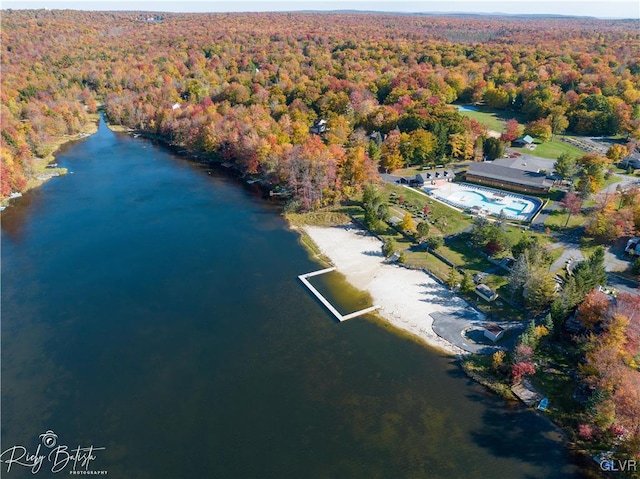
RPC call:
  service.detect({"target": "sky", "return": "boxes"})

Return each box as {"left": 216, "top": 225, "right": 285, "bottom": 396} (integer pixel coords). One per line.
{"left": 2, "top": 0, "right": 639, "bottom": 19}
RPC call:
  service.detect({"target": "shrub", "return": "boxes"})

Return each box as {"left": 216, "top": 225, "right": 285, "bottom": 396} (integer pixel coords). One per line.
{"left": 511, "top": 362, "right": 536, "bottom": 383}
{"left": 383, "top": 238, "right": 397, "bottom": 258}
{"left": 630, "top": 257, "right": 640, "bottom": 277}
{"left": 492, "top": 350, "right": 506, "bottom": 371}
{"left": 578, "top": 423, "right": 594, "bottom": 440}
{"left": 460, "top": 271, "right": 474, "bottom": 294}
{"left": 513, "top": 344, "right": 534, "bottom": 363}
{"left": 426, "top": 235, "right": 444, "bottom": 251}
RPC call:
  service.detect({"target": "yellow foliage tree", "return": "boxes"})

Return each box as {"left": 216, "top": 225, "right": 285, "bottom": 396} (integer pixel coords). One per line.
{"left": 400, "top": 212, "right": 415, "bottom": 233}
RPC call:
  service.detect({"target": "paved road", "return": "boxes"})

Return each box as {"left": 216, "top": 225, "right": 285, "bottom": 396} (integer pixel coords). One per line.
{"left": 607, "top": 273, "right": 639, "bottom": 296}
{"left": 532, "top": 199, "right": 559, "bottom": 227}
{"left": 549, "top": 245, "right": 584, "bottom": 274}
{"left": 431, "top": 310, "right": 524, "bottom": 354}
{"left": 601, "top": 173, "right": 638, "bottom": 195}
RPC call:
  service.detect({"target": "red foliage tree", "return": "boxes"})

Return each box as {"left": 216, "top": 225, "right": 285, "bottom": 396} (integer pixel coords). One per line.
{"left": 576, "top": 289, "right": 610, "bottom": 331}
{"left": 501, "top": 118, "right": 522, "bottom": 143}
{"left": 559, "top": 192, "right": 583, "bottom": 228}
{"left": 511, "top": 362, "right": 536, "bottom": 383}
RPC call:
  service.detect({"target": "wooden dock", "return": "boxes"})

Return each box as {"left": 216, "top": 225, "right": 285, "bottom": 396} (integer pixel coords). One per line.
{"left": 511, "top": 380, "right": 542, "bottom": 407}
{"left": 298, "top": 268, "right": 379, "bottom": 322}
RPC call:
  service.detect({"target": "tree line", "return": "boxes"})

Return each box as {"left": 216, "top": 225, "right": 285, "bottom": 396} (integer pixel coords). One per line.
{"left": 1, "top": 10, "right": 639, "bottom": 206}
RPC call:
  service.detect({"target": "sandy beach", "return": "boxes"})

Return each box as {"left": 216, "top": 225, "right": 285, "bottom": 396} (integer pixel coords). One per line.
{"left": 302, "top": 225, "right": 484, "bottom": 355}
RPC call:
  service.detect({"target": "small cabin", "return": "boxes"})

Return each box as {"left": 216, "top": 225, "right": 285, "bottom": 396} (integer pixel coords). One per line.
{"left": 387, "top": 216, "right": 402, "bottom": 226}
{"left": 483, "top": 323, "right": 505, "bottom": 342}
{"left": 475, "top": 284, "right": 498, "bottom": 302}
{"left": 621, "top": 151, "right": 640, "bottom": 170}
{"left": 310, "top": 119, "right": 328, "bottom": 135}
{"left": 512, "top": 135, "right": 534, "bottom": 147}
{"left": 369, "top": 131, "right": 385, "bottom": 145}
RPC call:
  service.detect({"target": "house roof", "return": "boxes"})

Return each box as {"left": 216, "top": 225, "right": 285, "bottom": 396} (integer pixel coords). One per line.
{"left": 484, "top": 322, "right": 504, "bottom": 334}
{"left": 415, "top": 169, "right": 454, "bottom": 182}
{"left": 466, "top": 162, "right": 553, "bottom": 189}
{"left": 476, "top": 284, "right": 496, "bottom": 296}
{"left": 515, "top": 135, "right": 534, "bottom": 144}
{"left": 622, "top": 152, "right": 640, "bottom": 167}
{"left": 492, "top": 156, "right": 555, "bottom": 173}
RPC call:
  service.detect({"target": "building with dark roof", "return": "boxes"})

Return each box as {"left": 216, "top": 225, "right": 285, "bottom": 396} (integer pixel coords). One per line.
{"left": 414, "top": 169, "right": 455, "bottom": 185}
{"left": 310, "top": 119, "right": 327, "bottom": 135}
{"left": 465, "top": 162, "right": 553, "bottom": 194}
{"left": 621, "top": 151, "right": 640, "bottom": 170}
{"left": 475, "top": 284, "right": 498, "bottom": 302}
{"left": 512, "top": 135, "right": 535, "bottom": 147}
{"left": 483, "top": 323, "right": 505, "bottom": 342}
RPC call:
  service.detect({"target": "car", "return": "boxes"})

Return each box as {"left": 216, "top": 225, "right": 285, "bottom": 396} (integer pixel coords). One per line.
{"left": 472, "top": 272, "right": 488, "bottom": 284}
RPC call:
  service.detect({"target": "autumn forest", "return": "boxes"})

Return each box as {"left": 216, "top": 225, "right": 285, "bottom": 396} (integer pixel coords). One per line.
{"left": 1, "top": 10, "right": 639, "bottom": 205}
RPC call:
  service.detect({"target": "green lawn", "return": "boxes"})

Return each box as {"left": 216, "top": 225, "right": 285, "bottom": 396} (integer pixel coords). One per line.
{"left": 285, "top": 209, "right": 355, "bottom": 227}
{"left": 603, "top": 173, "right": 624, "bottom": 189}
{"left": 456, "top": 105, "right": 592, "bottom": 162}
{"left": 511, "top": 138, "right": 585, "bottom": 160}
{"left": 476, "top": 293, "right": 525, "bottom": 321}
{"left": 403, "top": 249, "right": 451, "bottom": 282}
{"left": 579, "top": 236, "right": 602, "bottom": 259}
{"left": 392, "top": 166, "right": 426, "bottom": 177}
{"left": 484, "top": 274, "right": 508, "bottom": 291}
{"left": 439, "top": 236, "right": 494, "bottom": 273}
{"left": 457, "top": 107, "right": 510, "bottom": 132}
{"left": 381, "top": 183, "right": 473, "bottom": 235}
{"left": 544, "top": 210, "right": 586, "bottom": 230}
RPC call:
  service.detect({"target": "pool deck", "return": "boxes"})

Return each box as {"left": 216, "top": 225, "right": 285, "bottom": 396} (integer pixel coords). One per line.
{"left": 426, "top": 182, "right": 542, "bottom": 222}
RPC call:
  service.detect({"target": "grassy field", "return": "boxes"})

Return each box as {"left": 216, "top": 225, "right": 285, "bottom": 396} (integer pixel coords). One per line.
{"left": 285, "top": 210, "right": 354, "bottom": 227}
{"left": 461, "top": 355, "right": 516, "bottom": 399}
{"left": 511, "top": 139, "right": 585, "bottom": 160}
{"left": 391, "top": 166, "right": 425, "bottom": 178}
{"left": 380, "top": 183, "right": 473, "bottom": 235}
{"left": 440, "top": 236, "right": 494, "bottom": 273}
{"left": 402, "top": 249, "right": 451, "bottom": 282}
{"left": 456, "top": 105, "right": 587, "bottom": 161}
{"left": 544, "top": 210, "right": 587, "bottom": 230}
{"left": 530, "top": 341, "right": 583, "bottom": 423}
{"left": 457, "top": 107, "right": 510, "bottom": 132}
{"left": 578, "top": 236, "right": 603, "bottom": 260}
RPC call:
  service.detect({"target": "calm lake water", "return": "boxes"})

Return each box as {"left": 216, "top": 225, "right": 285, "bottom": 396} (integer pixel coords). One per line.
{"left": 1, "top": 116, "right": 581, "bottom": 478}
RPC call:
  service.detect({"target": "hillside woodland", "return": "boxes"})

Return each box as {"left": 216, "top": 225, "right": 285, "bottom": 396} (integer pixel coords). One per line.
{"left": 2, "top": 11, "right": 639, "bottom": 205}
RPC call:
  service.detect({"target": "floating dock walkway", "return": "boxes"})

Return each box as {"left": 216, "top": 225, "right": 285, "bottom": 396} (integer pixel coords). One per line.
{"left": 298, "top": 267, "right": 379, "bottom": 322}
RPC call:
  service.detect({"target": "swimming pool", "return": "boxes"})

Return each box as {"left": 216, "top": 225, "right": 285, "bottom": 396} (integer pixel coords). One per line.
{"left": 427, "top": 183, "right": 542, "bottom": 222}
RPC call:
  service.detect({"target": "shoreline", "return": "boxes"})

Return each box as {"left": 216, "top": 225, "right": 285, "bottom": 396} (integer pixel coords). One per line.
{"left": 300, "top": 224, "right": 476, "bottom": 356}
{"left": 1, "top": 115, "right": 99, "bottom": 209}
{"left": 298, "top": 223, "right": 597, "bottom": 472}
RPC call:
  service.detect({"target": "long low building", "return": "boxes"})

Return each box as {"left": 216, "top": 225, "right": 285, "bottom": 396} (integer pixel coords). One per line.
{"left": 465, "top": 162, "right": 553, "bottom": 194}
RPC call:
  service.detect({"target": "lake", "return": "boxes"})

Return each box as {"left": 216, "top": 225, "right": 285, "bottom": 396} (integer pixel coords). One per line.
{"left": 1, "top": 116, "right": 580, "bottom": 478}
